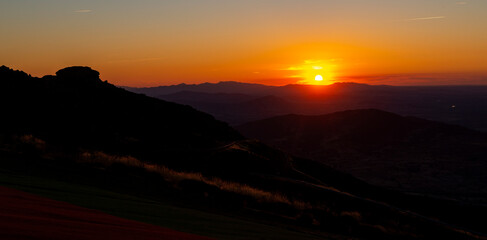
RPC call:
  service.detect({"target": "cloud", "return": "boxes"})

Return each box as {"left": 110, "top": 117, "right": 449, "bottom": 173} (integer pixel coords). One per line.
{"left": 404, "top": 16, "right": 445, "bottom": 21}
{"left": 456, "top": 1, "right": 468, "bottom": 5}
{"left": 74, "top": 9, "right": 92, "bottom": 13}
{"left": 107, "top": 57, "right": 164, "bottom": 64}
{"left": 285, "top": 67, "right": 304, "bottom": 71}
{"left": 282, "top": 59, "right": 334, "bottom": 71}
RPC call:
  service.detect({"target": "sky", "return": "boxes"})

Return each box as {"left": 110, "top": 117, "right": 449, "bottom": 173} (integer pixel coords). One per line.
{"left": 1, "top": 0, "right": 487, "bottom": 86}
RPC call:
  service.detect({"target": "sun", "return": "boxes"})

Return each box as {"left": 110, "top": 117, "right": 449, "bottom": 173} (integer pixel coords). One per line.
{"left": 285, "top": 59, "right": 337, "bottom": 85}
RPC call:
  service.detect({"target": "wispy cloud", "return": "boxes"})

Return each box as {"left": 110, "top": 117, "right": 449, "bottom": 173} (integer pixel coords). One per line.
{"left": 282, "top": 59, "right": 324, "bottom": 71}
{"left": 74, "top": 9, "right": 92, "bottom": 13}
{"left": 456, "top": 1, "right": 468, "bottom": 5}
{"left": 285, "top": 66, "right": 304, "bottom": 71}
{"left": 404, "top": 16, "right": 446, "bottom": 21}
{"left": 107, "top": 57, "right": 164, "bottom": 64}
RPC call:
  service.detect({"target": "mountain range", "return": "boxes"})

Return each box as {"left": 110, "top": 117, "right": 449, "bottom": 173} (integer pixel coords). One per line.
{"left": 1, "top": 65, "right": 487, "bottom": 239}
{"left": 125, "top": 81, "right": 487, "bottom": 132}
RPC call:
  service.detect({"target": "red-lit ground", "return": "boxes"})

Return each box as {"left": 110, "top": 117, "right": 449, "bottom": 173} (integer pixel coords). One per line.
{"left": 0, "top": 186, "right": 214, "bottom": 240}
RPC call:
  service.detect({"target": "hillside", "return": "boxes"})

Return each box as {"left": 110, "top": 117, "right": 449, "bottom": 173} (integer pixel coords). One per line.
{"left": 237, "top": 109, "right": 487, "bottom": 200}
{"left": 0, "top": 66, "right": 242, "bottom": 164}
{"left": 1, "top": 66, "right": 486, "bottom": 239}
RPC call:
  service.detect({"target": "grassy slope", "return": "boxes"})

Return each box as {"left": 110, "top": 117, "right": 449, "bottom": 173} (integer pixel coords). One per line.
{"left": 0, "top": 169, "right": 331, "bottom": 240}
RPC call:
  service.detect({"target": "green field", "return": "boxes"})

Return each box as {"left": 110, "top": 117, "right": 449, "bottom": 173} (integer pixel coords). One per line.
{"left": 0, "top": 169, "right": 331, "bottom": 240}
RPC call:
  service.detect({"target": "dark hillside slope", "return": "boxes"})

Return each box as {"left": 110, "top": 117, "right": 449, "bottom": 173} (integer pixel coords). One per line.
{"left": 237, "top": 109, "right": 487, "bottom": 199}
{"left": 2, "top": 66, "right": 486, "bottom": 239}
{"left": 0, "top": 66, "right": 242, "bottom": 163}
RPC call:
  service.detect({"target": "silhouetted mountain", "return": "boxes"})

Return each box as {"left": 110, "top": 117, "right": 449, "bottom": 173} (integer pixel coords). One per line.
{"left": 237, "top": 109, "right": 487, "bottom": 201}
{"left": 127, "top": 82, "right": 487, "bottom": 130}
{"left": 124, "top": 81, "right": 276, "bottom": 96}
{"left": 226, "top": 96, "right": 295, "bottom": 123}
{"left": 239, "top": 95, "right": 289, "bottom": 107}
{"left": 1, "top": 65, "right": 242, "bottom": 164}
{"left": 159, "top": 91, "right": 255, "bottom": 105}
{"left": 157, "top": 92, "right": 295, "bottom": 124}
{"left": 2, "top": 66, "right": 486, "bottom": 239}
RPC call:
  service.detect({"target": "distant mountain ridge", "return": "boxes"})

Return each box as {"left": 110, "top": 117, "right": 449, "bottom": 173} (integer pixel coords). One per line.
{"left": 126, "top": 81, "right": 487, "bottom": 131}
{"left": 123, "top": 81, "right": 277, "bottom": 96}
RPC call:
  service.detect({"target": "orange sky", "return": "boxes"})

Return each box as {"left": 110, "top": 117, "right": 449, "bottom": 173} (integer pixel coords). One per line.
{"left": 1, "top": 1, "right": 486, "bottom": 86}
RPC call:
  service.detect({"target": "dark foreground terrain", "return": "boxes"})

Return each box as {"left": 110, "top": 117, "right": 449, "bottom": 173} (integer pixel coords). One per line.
{"left": 1, "top": 65, "right": 486, "bottom": 239}
{"left": 0, "top": 186, "right": 214, "bottom": 240}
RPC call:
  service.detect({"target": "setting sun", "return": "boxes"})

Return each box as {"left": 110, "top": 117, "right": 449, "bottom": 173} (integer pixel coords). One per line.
{"left": 285, "top": 59, "right": 337, "bottom": 85}
{"left": 1, "top": 1, "right": 486, "bottom": 87}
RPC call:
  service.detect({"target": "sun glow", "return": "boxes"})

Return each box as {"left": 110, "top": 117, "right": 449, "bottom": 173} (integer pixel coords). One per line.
{"left": 284, "top": 60, "right": 336, "bottom": 85}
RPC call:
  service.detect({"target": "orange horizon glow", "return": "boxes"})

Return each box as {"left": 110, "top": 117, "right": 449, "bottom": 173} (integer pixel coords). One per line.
{"left": 1, "top": 1, "right": 486, "bottom": 87}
